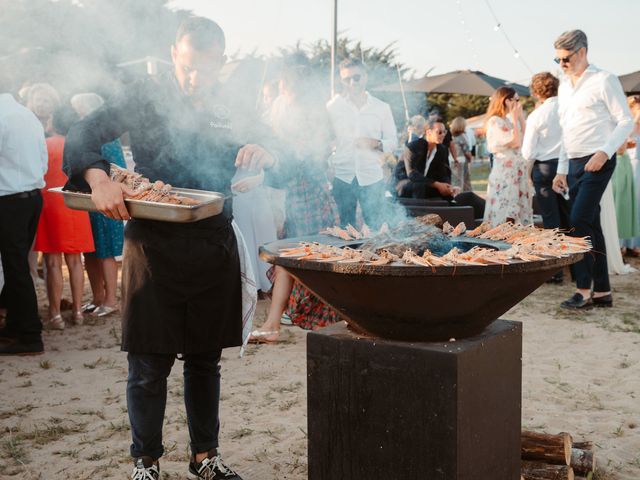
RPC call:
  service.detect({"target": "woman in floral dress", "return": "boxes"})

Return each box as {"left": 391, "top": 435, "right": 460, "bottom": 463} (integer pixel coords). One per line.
{"left": 483, "top": 87, "right": 533, "bottom": 226}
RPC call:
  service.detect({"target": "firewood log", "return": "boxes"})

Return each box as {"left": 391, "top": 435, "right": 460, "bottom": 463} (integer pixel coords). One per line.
{"left": 521, "top": 460, "right": 574, "bottom": 480}
{"left": 521, "top": 430, "right": 572, "bottom": 465}
{"left": 570, "top": 448, "right": 595, "bottom": 475}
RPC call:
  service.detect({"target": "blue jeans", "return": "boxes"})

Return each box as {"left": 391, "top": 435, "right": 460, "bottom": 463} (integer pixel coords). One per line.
{"left": 127, "top": 351, "right": 222, "bottom": 459}
{"left": 568, "top": 154, "right": 616, "bottom": 291}
{"left": 332, "top": 177, "right": 386, "bottom": 229}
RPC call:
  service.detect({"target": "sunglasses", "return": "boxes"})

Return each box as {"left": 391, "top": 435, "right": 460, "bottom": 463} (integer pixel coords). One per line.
{"left": 554, "top": 50, "right": 579, "bottom": 65}
{"left": 341, "top": 74, "right": 362, "bottom": 84}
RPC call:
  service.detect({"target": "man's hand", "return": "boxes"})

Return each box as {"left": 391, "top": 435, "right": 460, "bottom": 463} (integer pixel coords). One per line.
{"left": 434, "top": 181, "right": 454, "bottom": 197}
{"left": 354, "top": 137, "right": 382, "bottom": 151}
{"left": 235, "top": 144, "right": 275, "bottom": 172}
{"left": 85, "top": 168, "right": 133, "bottom": 220}
{"left": 584, "top": 150, "right": 609, "bottom": 172}
{"left": 552, "top": 174, "right": 568, "bottom": 195}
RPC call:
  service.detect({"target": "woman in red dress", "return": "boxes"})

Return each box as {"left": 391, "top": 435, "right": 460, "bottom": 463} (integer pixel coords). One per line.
{"left": 34, "top": 106, "right": 94, "bottom": 330}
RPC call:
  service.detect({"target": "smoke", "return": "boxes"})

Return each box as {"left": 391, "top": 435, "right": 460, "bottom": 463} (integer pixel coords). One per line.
{"left": 0, "top": 0, "right": 415, "bottom": 230}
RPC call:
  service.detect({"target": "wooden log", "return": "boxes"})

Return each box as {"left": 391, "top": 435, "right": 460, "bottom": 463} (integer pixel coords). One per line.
{"left": 521, "top": 460, "right": 574, "bottom": 480}
{"left": 570, "top": 448, "right": 596, "bottom": 475}
{"left": 522, "top": 430, "right": 572, "bottom": 465}
{"left": 572, "top": 441, "right": 592, "bottom": 451}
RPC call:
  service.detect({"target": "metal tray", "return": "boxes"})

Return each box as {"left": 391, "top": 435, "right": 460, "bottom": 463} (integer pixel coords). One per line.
{"left": 49, "top": 187, "right": 225, "bottom": 223}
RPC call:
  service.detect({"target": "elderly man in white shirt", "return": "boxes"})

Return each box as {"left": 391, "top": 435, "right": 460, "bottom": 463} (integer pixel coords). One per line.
{"left": 327, "top": 58, "right": 397, "bottom": 228}
{"left": 550, "top": 30, "right": 634, "bottom": 310}
{"left": 522, "top": 72, "right": 569, "bottom": 284}
{"left": 0, "top": 88, "right": 48, "bottom": 355}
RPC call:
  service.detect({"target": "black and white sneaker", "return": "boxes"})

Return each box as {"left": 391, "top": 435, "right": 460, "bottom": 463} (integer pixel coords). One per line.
{"left": 131, "top": 457, "right": 160, "bottom": 480}
{"left": 189, "top": 454, "right": 242, "bottom": 479}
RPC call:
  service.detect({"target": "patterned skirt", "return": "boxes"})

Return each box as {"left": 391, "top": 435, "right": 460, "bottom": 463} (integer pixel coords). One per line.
{"left": 282, "top": 175, "right": 341, "bottom": 330}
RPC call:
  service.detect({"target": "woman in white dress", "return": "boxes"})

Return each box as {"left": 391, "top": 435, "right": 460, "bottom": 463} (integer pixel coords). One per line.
{"left": 483, "top": 87, "right": 534, "bottom": 226}
{"left": 623, "top": 96, "right": 640, "bottom": 256}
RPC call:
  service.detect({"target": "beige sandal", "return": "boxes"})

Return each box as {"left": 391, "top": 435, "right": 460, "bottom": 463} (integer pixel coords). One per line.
{"left": 43, "top": 314, "right": 65, "bottom": 330}
{"left": 248, "top": 329, "right": 280, "bottom": 344}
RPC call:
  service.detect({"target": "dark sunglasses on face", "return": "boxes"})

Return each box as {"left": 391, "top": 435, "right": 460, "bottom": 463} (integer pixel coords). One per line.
{"left": 341, "top": 74, "right": 362, "bottom": 84}
{"left": 554, "top": 50, "right": 578, "bottom": 65}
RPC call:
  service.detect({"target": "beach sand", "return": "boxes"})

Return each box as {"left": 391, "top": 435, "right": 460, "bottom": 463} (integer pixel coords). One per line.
{"left": 0, "top": 257, "right": 639, "bottom": 479}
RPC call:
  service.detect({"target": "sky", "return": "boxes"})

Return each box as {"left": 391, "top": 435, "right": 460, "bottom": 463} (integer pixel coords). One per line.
{"left": 168, "top": 0, "right": 638, "bottom": 85}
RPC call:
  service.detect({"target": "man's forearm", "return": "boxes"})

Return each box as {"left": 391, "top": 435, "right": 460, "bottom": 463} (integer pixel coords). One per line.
{"left": 84, "top": 168, "right": 111, "bottom": 189}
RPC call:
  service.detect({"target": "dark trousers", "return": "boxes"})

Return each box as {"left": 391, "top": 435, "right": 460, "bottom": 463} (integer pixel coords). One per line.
{"left": 332, "top": 177, "right": 386, "bottom": 229}
{"left": 568, "top": 155, "right": 616, "bottom": 291}
{"left": 127, "top": 351, "right": 222, "bottom": 460}
{"left": 0, "top": 191, "right": 42, "bottom": 343}
{"left": 453, "top": 191, "right": 485, "bottom": 220}
{"left": 532, "top": 159, "right": 570, "bottom": 230}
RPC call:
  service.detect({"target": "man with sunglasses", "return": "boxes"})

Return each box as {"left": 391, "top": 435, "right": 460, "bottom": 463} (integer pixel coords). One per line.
{"left": 551, "top": 29, "right": 633, "bottom": 309}
{"left": 327, "top": 58, "right": 397, "bottom": 229}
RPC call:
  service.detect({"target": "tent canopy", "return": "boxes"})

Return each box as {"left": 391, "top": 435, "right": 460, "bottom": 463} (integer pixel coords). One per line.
{"left": 375, "top": 69, "right": 529, "bottom": 97}
{"left": 619, "top": 70, "right": 640, "bottom": 94}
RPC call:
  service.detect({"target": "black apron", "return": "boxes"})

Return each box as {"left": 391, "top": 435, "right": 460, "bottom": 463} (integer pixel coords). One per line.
{"left": 121, "top": 211, "right": 242, "bottom": 354}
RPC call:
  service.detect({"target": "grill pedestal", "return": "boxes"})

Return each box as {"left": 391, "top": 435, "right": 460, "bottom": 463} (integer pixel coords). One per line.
{"left": 307, "top": 320, "right": 522, "bottom": 480}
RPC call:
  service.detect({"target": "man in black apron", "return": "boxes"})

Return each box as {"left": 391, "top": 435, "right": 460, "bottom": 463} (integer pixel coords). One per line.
{"left": 64, "top": 17, "right": 280, "bottom": 480}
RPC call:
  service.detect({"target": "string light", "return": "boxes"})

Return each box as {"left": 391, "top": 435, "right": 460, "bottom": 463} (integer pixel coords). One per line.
{"left": 483, "top": 0, "right": 533, "bottom": 74}
{"left": 455, "top": 0, "right": 480, "bottom": 70}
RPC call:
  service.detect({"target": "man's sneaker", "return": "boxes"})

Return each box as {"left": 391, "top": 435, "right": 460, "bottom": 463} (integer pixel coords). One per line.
{"left": 189, "top": 454, "right": 242, "bottom": 479}
{"left": 131, "top": 457, "right": 159, "bottom": 480}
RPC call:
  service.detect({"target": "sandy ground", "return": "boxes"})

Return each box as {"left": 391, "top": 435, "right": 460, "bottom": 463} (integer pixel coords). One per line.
{"left": 1, "top": 257, "right": 639, "bottom": 480}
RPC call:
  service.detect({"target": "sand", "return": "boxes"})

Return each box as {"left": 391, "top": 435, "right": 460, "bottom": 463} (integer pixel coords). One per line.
{"left": 0, "top": 257, "right": 639, "bottom": 479}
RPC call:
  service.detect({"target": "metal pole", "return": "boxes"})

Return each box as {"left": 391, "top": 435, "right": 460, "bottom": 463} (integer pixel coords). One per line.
{"left": 396, "top": 64, "right": 409, "bottom": 124}
{"left": 330, "top": 0, "right": 337, "bottom": 97}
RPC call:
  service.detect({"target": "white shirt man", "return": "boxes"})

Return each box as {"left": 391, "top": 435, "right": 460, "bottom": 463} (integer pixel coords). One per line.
{"left": 0, "top": 91, "right": 48, "bottom": 355}
{"left": 326, "top": 58, "right": 397, "bottom": 228}
{"left": 550, "top": 29, "right": 633, "bottom": 310}
{"left": 521, "top": 96, "right": 562, "bottom": 162}
{"left": 327, "top": 92, "right": 397, "bottom": 186}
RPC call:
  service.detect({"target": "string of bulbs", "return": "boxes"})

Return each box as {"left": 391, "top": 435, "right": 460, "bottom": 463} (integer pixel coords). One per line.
{"left": 455, "top": 0, "right": 480, "bottom": 70}
{"left": 483, "top": 0, "right": 534, "bottom": 74}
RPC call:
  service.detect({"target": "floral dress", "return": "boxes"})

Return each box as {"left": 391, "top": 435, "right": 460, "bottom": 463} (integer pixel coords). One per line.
{"left": 483, "top": 116, "right": 533, "bottom": 226}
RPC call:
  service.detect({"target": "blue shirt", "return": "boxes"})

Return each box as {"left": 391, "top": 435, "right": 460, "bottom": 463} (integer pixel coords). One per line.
{"left": 0, "top": 93, "right": 48, "bottom": 196}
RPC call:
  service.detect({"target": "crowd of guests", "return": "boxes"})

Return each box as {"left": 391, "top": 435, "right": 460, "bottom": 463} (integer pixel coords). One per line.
{"left": 1, "top": 31, "right": 638, "bottom": 360}
{"left": 1, "top": 18, "right": 639, "bottom": 480}
{"left": 0, "top": 84, "right": 126, "bottom": 342}
{"left": 3, "top": 30, "right": 639, "bottom": 352}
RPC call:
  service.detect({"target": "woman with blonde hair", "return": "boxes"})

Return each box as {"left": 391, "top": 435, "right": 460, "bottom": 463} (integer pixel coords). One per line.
{"left": 483, "top": 86, "right": 533, "bottom": 226}
{"left": 449, "top": 116, "right": 473, "bottom": 191}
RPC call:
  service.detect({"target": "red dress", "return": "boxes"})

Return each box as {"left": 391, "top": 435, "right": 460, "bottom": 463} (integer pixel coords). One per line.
{"left": 34, "top": 136, "right": 95, "bottom": 254}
